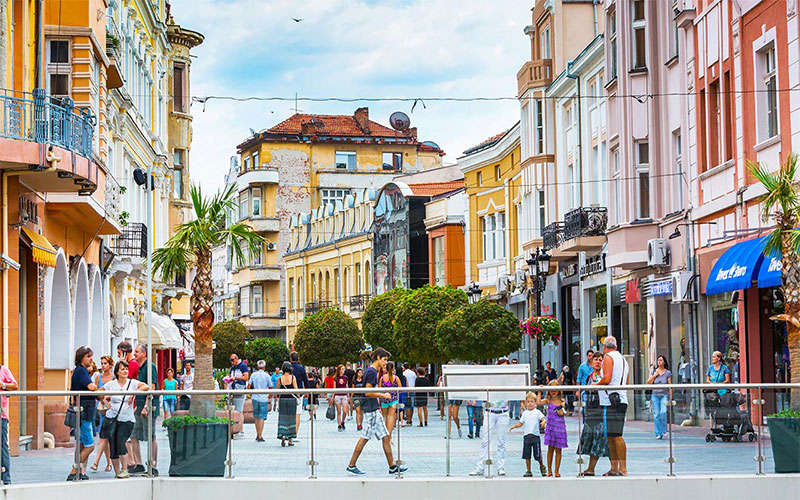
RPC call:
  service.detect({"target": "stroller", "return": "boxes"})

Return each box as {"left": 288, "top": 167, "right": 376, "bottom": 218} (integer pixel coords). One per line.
{"left": 704, "top": 391, "right": 757, "bottom": 442}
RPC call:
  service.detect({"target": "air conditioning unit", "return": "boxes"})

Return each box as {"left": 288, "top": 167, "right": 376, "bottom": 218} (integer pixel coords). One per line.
{"left": 266, "top": 242, "right": 277, "bottom": 251}
{"left": 671, "top": 271, "right": 696, "bottom": 303}
{"left": 514, "top": 270, "right": 527, "bottom": 286}
{"left": 647, "top": 238, "right": 669, "bottom": 267}
{"left": 496, "top": 275, "right": 512, "bottom": 292}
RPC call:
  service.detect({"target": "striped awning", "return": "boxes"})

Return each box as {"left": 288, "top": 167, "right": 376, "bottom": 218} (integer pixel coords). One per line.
{"left": 21, "top": 227, "right": 58, "bottom": 267}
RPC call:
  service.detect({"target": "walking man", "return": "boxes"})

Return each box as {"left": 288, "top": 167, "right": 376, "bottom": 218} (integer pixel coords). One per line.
{"left": 594, "top": 336, "right": 629, "bottom": 476}
{"left": 0, "top": 364, "right": 18, "bottom": 485}
{"left": 129, "top": 344, "right": 159, "bottom": 476}
{"left": 402, "top": 363, "right": 417, "bottom": 425}
{"left": 290, "top": 352, "right": 309, "bottom": 435}
{"left": 68, "top": 346, "right": 98, "bottom": 481}
{"left": 248, "top": 360, "right": 273, "bottom": 442}
{"left": 346, "top": 348, "right": 407, "bottom": 475}
{"left": 228, "top": 353, "right": 249, "bottom": 413}
{"left": 470, "top": 358, "right": 511, "bottom": 477}
{"left": 116, "top": 341, "right": 139, "bottom": 380}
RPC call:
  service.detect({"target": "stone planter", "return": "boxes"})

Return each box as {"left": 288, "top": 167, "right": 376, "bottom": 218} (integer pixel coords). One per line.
{"left": 43, "top": 402, "right": 73, "bottom": 448}
{"left": 243, "top": 398, "right": 254, "bottom": 424}
{"left": 766, "top": 417, "right": 800, "bottom": 473}
{"left": 166, "top": 423, "right": 228, "bottom": 477}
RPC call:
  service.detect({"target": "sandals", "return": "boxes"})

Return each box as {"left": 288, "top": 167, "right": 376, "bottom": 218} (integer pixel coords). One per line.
{"left": 602, "top": 471, "right": 624, "bottom": 477}
{"left": 89, "top": 464, "right": 98, "bottom": 472}
{"left": 105, "top": 464, "right": 113, "bottom": 472}
{"left": 578, "top": 471, "right": 595, "bottom": 477}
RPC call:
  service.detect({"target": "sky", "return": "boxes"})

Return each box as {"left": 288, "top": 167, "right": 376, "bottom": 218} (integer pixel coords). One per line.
{"left": 169, "top": 0, "right": 532, "bottom": 192}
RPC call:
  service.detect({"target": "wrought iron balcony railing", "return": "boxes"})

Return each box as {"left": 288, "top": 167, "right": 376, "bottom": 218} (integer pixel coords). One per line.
{"left": 542, "top": 222, "right": 564, "bottom": 251}
{"left": 349, "top": 294, "right": 371, "bottom": 312}
{"left": 112, "top": 222, "right": 148, "bottom": 258}
{"left": 0, "top": 89, "right": 95, "bottom": 158}
{"left": 563, "top": 207, "right": 609, "bottom": 241}
{"left": 304, "top": 301, "right": 331, "bottom": 315}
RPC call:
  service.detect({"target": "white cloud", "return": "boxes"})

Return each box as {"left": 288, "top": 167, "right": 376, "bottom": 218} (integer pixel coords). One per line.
{"left": 169, "top": 0, "right": 532, "bottom": 191}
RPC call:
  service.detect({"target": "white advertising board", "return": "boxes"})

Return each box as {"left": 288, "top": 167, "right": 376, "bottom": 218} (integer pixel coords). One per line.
{"left": 441, "top": 364, "right": 530, "bottom": 402}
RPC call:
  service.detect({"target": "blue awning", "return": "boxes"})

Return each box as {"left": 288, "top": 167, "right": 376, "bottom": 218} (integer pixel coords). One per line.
{"left": 757, "top": 251, "right": 782, "bottom": 288}
{"left": 706, "top": 236, "right": 769, "bottom": 295}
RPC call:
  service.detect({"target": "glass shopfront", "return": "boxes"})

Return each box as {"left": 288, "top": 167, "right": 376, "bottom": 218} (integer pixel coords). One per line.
{"left": 587, "top": 286, "right": 608, "bottom": 352}
{"left": 707, "top": 292, "right": 740, "bottom": 381}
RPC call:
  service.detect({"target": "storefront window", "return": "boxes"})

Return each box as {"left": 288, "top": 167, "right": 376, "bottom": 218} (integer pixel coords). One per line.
{"left": 588, "top": 286, "right": 608, "bottom": 351}
{"left": 708, "top": 292, "right": 739, "bottom": 379}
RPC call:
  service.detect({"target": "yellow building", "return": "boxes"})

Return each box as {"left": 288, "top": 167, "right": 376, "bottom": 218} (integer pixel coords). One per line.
{"left": 232, "top": 107, "right": 443, "bottom": 340}
{"left": 282, "top": 190, "right": 375, "bottom": 343}
{"left": 459, "top": 123, "right": 525, "bottom": 304}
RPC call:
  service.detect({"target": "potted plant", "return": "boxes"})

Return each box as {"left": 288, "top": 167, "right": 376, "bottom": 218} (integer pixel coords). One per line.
{"left": 765, "top": 409, "right": 800, "bottom": 473}
{"left": 153, "top": 185, "right": 263, "bottom": 476}
{"left": 162, "top": 416, "right": 229, "bottom": 477}
{"left": 520, "top": 315, "right": 562, "bottom": 346}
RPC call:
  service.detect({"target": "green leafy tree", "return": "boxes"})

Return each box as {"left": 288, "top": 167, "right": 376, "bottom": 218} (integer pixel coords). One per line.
{"left": 245, "top": 337, "right": 290, "bottom": 373}
{"left": 362, "top": 288, "right": 409, "bottom": 357}
{"left": 294, "top": 308, "right": 364, "bottom": 367}
{"left": 211, "top": 321, "right": 248, "bottom": 369}
{"left": 436, "top": 300, "right": 522, "bottom": 361}
{"left": 393, "top": 285, "right": 467, "bottom": 363}
{"left": 152, "top": 185, "right": 263, "bottom": 417}
{"left": 749, "top": 154, "right": 800, "bottom": 409}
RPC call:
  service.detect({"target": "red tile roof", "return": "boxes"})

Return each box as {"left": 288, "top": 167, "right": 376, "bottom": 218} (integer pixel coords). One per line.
{"left": 407, "top": 180, "right": 465, "bottom": 197}
{"left": 463, "top": 129, "right": 509, "bottom": 155}
{"left": 266, "top": 112, "right": 412, "bottom": 138}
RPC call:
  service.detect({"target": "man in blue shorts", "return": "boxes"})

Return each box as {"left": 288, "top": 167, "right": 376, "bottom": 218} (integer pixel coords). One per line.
{"left": 68, "top": 346, "right": 98, "bottom": 481}
{"left": 248, "top": 360, "right": 273, "bottom": 442}
{"left": 346, "top": 348, "right": 407, "bottom": 475}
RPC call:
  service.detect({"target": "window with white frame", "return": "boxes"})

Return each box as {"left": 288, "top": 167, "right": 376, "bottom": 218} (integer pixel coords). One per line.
{"left": 252, "top": 151, "right": 259, "bottom": 169}
{"left": 537, "top": 190, "right": 546, "bottom": 236}
{"left": 608, "top": 8, "right": 617, "bottom": 79}
{"left": 289, "top": 278, "right": 295, "bottom": 309}
{"left": 516, "top": 203, "right": 523, "bottom": 255}
{"left": 631, "top": 0, "right": 647, "bottom": 70}
{"left": 243, "top": 155, "right": 250, "bottom": 171}
{"left": 47, "top": 39, "right": 71, "bottom": 98}
{"left": 535, "top": 98, "right": 544, "bottom": 154}
{"left": 612, "top": 148, "right": 621, "bottom": 225}
{"left": 173, "top": 62, "right": 186, "bottom": 113}
{"left": 252, "top": 285, "right": 263, "bottom": 315}
{"left": 336, "top": 151, "right": 356, "bottom": 170}
{"left": 496, "top": 212, "right": 506, "bottom": 258}
{"left": 540, "top": 26, "right": 551, "bottom": 59}
{"left": 495, "top": 165, "right": 501, "bottom": 181}
{"left": 252, "top": 187, "right": 262, "bottom": 217}
{"left": 673, "top": 131, "right": 683, "bottom": 212}
{"left": 239, "top": 191, "right": 249, "bottom": 220}
{"left": 320, "top": 188, "right": 350, "bottom": 208}
{"left": 568, "top": 163, "right": 578, "bottom": 210}
{"left": 482, "top": 215, "right": 495, "bottom": 260}
{"left": 758, "top": 45, "right": 778, "bottom": 141}
{"left": 635, "top": 141, "right": 650, "bottom": 219}
{"left": 433, "top": 237, "right": 445, "bottom": 285}
{"left": 355, "top": 262, "right": 362, "bottom": 295}
{"left": 240, "top": 287, "right": 250, "bottom": 316}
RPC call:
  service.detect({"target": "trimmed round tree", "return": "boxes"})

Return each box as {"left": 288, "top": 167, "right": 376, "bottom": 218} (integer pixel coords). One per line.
{"left": 436, "top": 300, "right": 522, "bottom": 362}
{"left": 362, "top": 287, "right": 409, "bottom": 357}
{"left": 393, "top": 285, "right": 468, "bottom": 364}
{"left": 245, "top": 337, "right": 290, "bottom": 372}
{"left": 211, "top": 320, "right": 248, "bottom": 369}
{"left": 294, "top": 308, "right": 364, "bottom": 367}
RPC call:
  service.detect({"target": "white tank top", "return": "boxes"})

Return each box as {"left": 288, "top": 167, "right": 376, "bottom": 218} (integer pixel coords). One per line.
{"left": 599, "top": 350, "right": 628, "bottom": 406}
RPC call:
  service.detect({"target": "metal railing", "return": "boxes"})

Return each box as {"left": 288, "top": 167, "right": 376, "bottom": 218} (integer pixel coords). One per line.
{"left": 542, "top": 221, "right": 564, "bottom": 250}
{"left": 2, "top": 381, "right": 796, "bottom": 485}
{"left": 304, "top": 300, "right": 331, "bottom": 315}
{"left": 563, "top": 206, "right": 608, "bottom": 240}
{"left": 0, "top": 88, "right": 95, "bottom": 158}
{"left": 348, "top": 293, "right": 371, "bottom": 311}
{"left": 111, "top": 222, "right": 148, "bottom": 258}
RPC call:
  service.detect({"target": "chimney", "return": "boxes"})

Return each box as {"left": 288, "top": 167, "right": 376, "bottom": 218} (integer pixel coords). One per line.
{"left": 354, "top": 107, "right": 370, "bottom": 134}
{"left": 301, "top": 120, "right": 317, "bottom": 135}
{"left": 407, "top": 127, "right": 417, "bottom": 139}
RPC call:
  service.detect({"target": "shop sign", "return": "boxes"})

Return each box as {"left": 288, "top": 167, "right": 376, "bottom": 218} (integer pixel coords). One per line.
{"left": 560, "top": 263, "right": 578, "bottom": 279}
{"left": 580, "top": 254, "right": 606, "bottom": 279}
{"left": 611, "top": 283, "right": 626, "bottom": 306}
{"left": 649, "top": 280, "right": 673, "bottom": 296}
{"left": 625, "top": 278, "right": 640, "bottom": 304}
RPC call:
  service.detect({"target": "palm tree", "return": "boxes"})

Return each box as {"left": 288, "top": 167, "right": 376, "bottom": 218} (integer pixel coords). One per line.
{"left": 153, "top": 185, "right": 264, "bottom": 417}
{"left": 748, "top": 154, "right": 800, "bottom": 410}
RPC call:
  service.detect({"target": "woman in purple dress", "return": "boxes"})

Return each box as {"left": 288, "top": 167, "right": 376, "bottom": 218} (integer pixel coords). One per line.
{"left": 538, "top": 380, "right": 568, "bottom": 477}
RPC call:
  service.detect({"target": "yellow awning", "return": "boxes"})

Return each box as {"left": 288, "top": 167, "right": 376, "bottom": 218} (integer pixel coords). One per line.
{"left": 21, "top": 227, "right": 58, "bottom": 267}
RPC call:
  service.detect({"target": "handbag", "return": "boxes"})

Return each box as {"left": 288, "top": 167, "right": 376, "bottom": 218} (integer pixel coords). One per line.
{"left": 326, "top": 403, "right": 336, "bottom": 420}
{"left": 64, "top": 406, "right": 76, "bottom": 428}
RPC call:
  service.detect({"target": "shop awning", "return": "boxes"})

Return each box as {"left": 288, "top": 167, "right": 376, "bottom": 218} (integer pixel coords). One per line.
{"left": 137, "top": 312, "right": 183, "bottom": 350}
{"left": 757, "top": 251, "right": 782, "bottom": 288}
{"left": 706, "top": 236, "right": 768, "bottom": 295}
{"left": 21, "top": 227, "right": 58, "bottom": 267}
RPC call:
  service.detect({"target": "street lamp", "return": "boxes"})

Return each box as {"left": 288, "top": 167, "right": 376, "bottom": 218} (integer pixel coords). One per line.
{"left": 526, "top": 247, "right": 551, "bottom": 369}
{"left": 466, "top": 281, "right": 482, "bottom": 304}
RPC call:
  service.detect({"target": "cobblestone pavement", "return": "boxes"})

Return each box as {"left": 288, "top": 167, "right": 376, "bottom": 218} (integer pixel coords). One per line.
{"left": 8, "top": 403, "right": 775, "bottom": 484}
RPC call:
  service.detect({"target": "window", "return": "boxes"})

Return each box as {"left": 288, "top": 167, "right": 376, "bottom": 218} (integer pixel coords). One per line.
{"left": 382, "top": 152, "right": 402, "bottom": 171}
{"left": 568, "top": 163, "right": 578, "bottom": 210}
{"left": 477, "top": 171, "right": 482, "bottom": 186}
{"left": 240, "top": 287, "right": 250, "bottom": 317}
{"left": 343, "top": 267, "right": 349, "bottom": 301}
{"left": 251, "top": 243, "right": 262, "bottom": 266}
{"left": 673, "top": 131, "right": 683, "bottom": 212}
{"left": 612, "top": 148, "right": 621, "bottom": 225}
{"left": 433, "top": 237, "right": 445, "bottom": 285}
{"left": 173, "top": 63, "right": 186, "bottom": 113}
{"left": 243, "top": 155, "right": 250, "bottom": 171}
{"left": 496, "top": 212, "right": 506, "bottom": 258}
{"left": 252, "top": 285, "right": 263, "bottom": 315}
{"left": 535, "top": 98, "right": 544, "bottom": 154}
{"left": 173, "top": 149, "right": 183, "bottom": 168}
{"left": 762, "top": 46, "right": 778, "bottom": 140}
{"left": 239, "top": 191, "right": 249, "bottom": 220}
{"left": 355, "top": 262, "right": 362, "bottom": 295}
{"left": 540, "top": 27, "right": 551, "bottom": 59}
{"left": 320, "top": 188, "right": 350, "bottom": 208}
{"left": 608, "top": 8, "right": 617, "bottom": 79}
{"left": 636, "top": 141, "right": 650, "bottom": 219}
{"left": 334, "top": 269, "right": 340, "bottom": 303}
{"left": 252, "top": 188, "right": 262, "bottom": 217}
{"left": 336, "top": 151, "right": 356, "bottom": 170}
{"left": 516, "top": 203, "right": 523, "bottom": 255}
{"left": 631, "top": 0, "right": 647, "bottom": 70}
{"left": 537, "top": 190, "right": 546, "bottom": 236}
{"left": 669, "top": 2, "right": 679, "bottom": 60}
{"left": 289, "top": 278, "right": 295, "bottom": 309}
{"left": 495, "top": 165, "right": 501, "bottom": 181}
{"left": 173, "top": 167, "right": 183, "bottom": 199}
{"left": 482, "top": 216, "right": 495, "bottom": 260}
{"left": 47, "top": 40, "right": 71, "bottom": 98}
{"left": 252, "top": 151, "right": 259, "bottom": 169}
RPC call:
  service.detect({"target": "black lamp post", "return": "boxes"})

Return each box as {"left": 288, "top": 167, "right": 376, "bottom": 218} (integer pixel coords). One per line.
{"left": 526, "top": 247, "right": 551, "bottom": 370}
{"left": 466, "top": 281, "right": 482, "bottom": 304}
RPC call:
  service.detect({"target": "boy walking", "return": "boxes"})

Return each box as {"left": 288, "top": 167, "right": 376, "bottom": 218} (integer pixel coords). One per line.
{"left": 346, "top": 348, "right": 407, "bottom": 475}
{"left": 509, "top": 392, "right": 547, "bottom": 477}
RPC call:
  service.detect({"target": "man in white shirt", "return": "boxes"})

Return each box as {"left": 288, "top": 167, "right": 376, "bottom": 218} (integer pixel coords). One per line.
{"left": 402, "top": 363, "right": 417, "bottom": 425}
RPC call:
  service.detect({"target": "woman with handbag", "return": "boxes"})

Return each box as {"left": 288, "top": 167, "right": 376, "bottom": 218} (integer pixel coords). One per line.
{"left": 90, "top": 356, "right": 115, "bottom": 473}
{"left": 99, "top": 360, "right": 149, "bottom": 478}
{"left": 277, "top": 361, "right": 299, "bottom": 447}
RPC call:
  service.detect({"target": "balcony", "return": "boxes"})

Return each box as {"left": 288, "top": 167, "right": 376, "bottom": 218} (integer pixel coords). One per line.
{"left": 240, "top": 314, "right": 281, "bottom": 331}
{"left": 560, "top": 207, "right": 608, "bottom": 252}
{"left": 112, "top": 223, "right": 147, "bottom": 258}
{"left": 349, "top": 294, "right": 371, "bottom": 312}
{"left": 236, "top": 167, "right": 279, "bottom": 191}
{"left": 247, "top": 216, "right": 281, "bottom": 233}
{"left": 516, "top": 59, "right": 553, "bottom": 96}
{"left": 542, "top": 222, "right": 563, "bottom": 251}
{"left": 304, "top": 301, "right": 331, "bottom": 315}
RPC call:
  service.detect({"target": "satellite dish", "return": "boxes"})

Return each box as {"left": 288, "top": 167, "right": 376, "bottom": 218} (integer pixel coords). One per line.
{"left": 389, "top": 111, "right": 411, "bottom": 131}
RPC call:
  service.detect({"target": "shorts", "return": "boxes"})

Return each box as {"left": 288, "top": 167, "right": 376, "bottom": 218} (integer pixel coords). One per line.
{"left": 334, "top": 395, "right": 349, "bottom": 406}
{"left": 252, "top": 399, "right": 269, "bottom": 420}
{"left": 403, "top": 396, "right": 414, "bottom": 410}
{"left": 603, "top": 403, "right": 627, "bottom": 437}
{"left": 162, "top": 398, "right": 176, "bottom": 413}
{"left": 102, "top": 420, "right": 134, "bottom": 460}
{"left": 361, "top": 410, "right": 389, "bottom": 441}
{"left": 79, "top": 420, "right": 94, "bottom": 447}
{"left": 448, "top": 399, "right": 463, "bottom": 406}
{"left": 232, "top": 395, "right": 245, "bottom": 413}
{"left": 381, "top": 400, "right": 398, "bottom": 409}
{"left": 132, "top": 410, "right": 156, "bottom": 442}
{"left": 522, "top": 434, "right": 542, "bottom": 461}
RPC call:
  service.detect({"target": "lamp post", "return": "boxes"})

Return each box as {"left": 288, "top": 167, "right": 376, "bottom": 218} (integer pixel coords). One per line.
{"left": 466, "top": 281, "right": 482, "bottom": 304}
{"left": 526, "top": 247, "right": 551, "bottom": 370}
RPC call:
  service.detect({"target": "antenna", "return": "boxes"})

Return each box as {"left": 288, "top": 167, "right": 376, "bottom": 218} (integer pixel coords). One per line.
{"left": 290, "top": 92, "right": 303, "bottom": 114}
